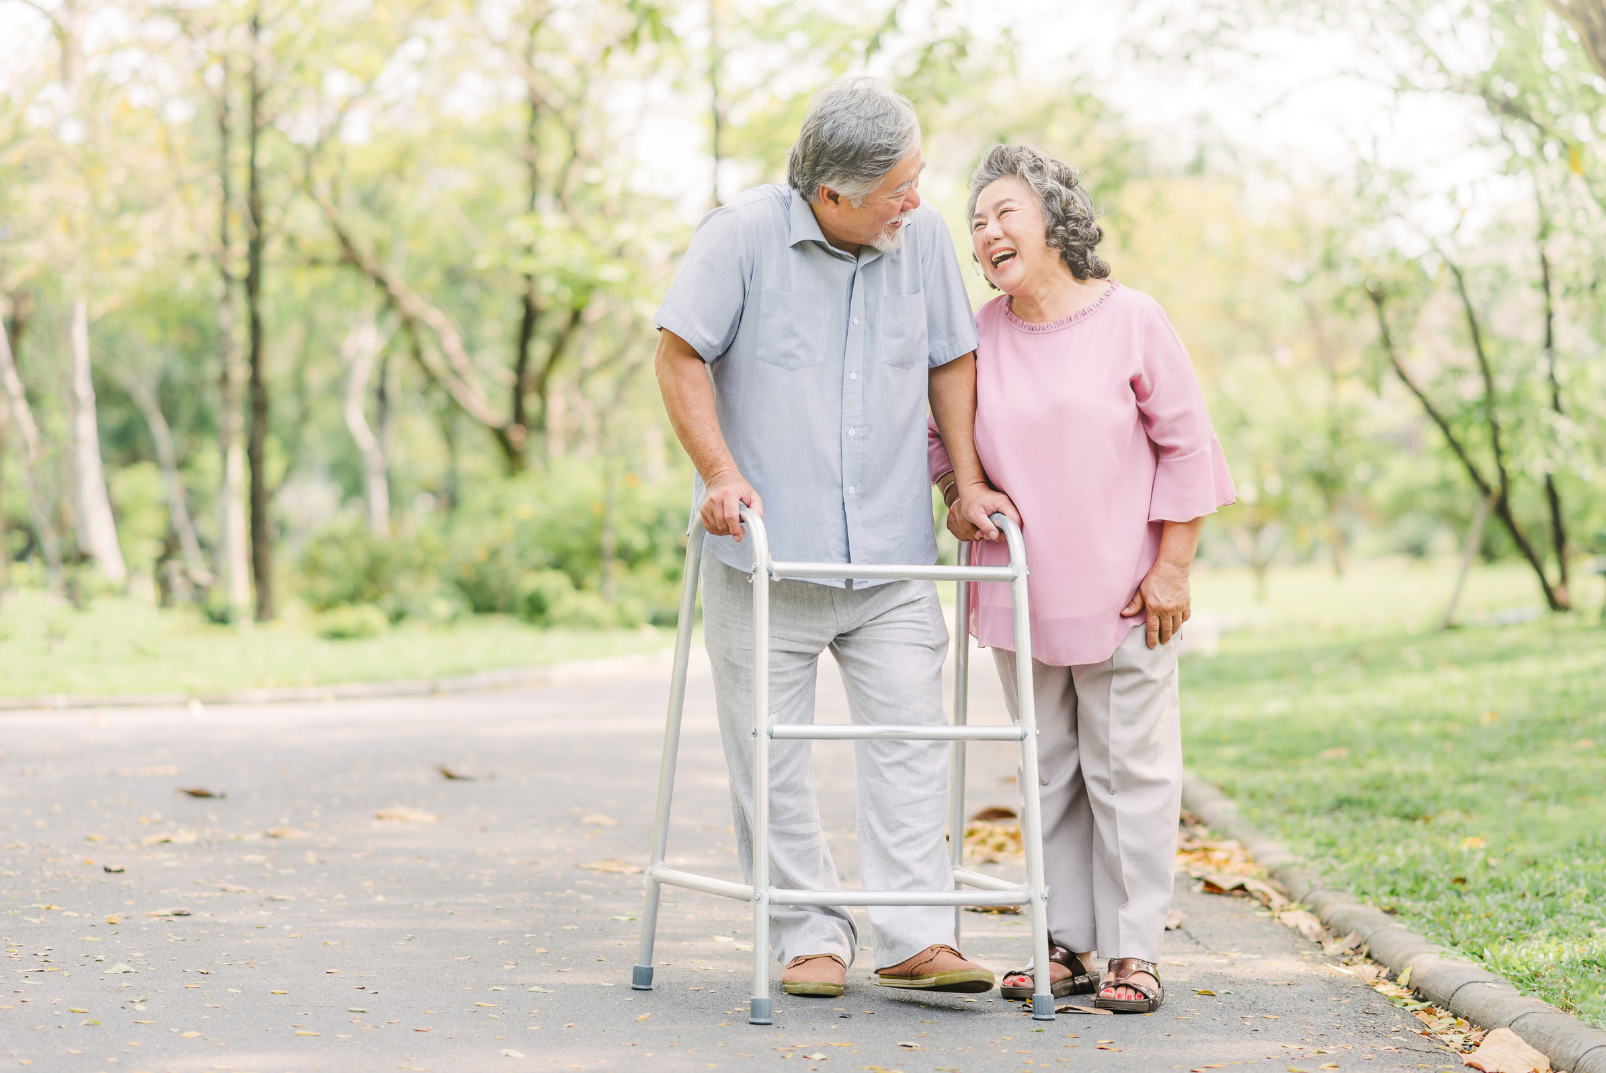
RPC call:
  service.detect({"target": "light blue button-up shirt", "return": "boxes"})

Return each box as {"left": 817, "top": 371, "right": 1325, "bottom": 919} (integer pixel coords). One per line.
{"left": 656, "top": 183, "right": 979, "bottom": 585}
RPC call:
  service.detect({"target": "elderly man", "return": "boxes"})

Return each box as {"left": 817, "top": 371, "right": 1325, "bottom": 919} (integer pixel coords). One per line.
{"left": 654, "top": 76, "right": 1016, "bottom": 999}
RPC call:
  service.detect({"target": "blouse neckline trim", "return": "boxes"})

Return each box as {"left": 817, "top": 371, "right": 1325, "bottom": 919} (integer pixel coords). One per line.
{"left": 1002, "top": 281, "right": 1121, "bottom": 333}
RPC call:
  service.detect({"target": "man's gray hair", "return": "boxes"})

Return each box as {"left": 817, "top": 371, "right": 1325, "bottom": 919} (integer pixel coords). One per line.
{"left": 787, "top": 77, "right": 921, "bottom": 206}
{"left": 967, "top": 143, "right": 1109, "bottom": 283}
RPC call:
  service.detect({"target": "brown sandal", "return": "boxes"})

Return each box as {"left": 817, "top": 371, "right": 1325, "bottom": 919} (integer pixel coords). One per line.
{"left": 1094, "top": 957, "right": 1164, "bottom": 1013}
{"left": 999, "top": 937, "right": 1097, "bottom": 1000}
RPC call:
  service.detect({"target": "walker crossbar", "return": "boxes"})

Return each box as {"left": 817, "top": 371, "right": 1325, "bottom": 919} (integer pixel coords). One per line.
{"left": 633, "top": 506, "right": 1056, "bottom": 1025}
{"left": 770, "top": 561, "right": 1017, "bottom": 583}
{"left": 770, "top": 725, "right": 1026, "bottom": 741}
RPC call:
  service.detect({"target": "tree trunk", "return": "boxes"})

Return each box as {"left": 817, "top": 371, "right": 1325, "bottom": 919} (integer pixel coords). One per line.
{"left": 340, "top": 315, "right": 390, "bottom": 538}
{"left": 246, "top": 10, "right": 273, "bottom": 621}
{"left": 1441, "top": 493, "right": 1496, "bottom": 630}
{"left": 1536, "top": 214, "right": 1569, "bottom": 604}
{"left": 114, "top": 365, "right": 211, "bottom": 586}
{"left": 214, "top": 45, "right": 252, "bottom": 621}
{"left": 1367, "top": 283, "right": 1564, "bottom": 611}
{"left": 1544, "top": 0, "right": 1606, "bottom": 80}
{"left": 709, "top": 0, "right": 724, "bottom": 208}
{"left": 0, "top": 300, "right": 61, "bottom": 588}
{"left": 68, "top": 299, "right": 127, "bottom": 585}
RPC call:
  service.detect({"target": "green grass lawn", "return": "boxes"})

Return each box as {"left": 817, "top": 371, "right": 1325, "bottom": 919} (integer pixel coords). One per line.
{"left": 1184, "top": 557, "right": 1606, "bottom": 1028}
{"left": 0, "top": 587, "right": 675, "bottom": 698}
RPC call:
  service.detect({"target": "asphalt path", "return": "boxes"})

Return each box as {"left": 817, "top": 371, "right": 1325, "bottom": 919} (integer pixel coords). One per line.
{"left": 1, "top": 637, "right": 1463, "bottom": 1073}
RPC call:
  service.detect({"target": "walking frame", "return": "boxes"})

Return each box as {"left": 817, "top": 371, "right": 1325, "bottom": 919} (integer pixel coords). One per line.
{"left": 632, "top": 505, "right": 1056, "bottom": 1025}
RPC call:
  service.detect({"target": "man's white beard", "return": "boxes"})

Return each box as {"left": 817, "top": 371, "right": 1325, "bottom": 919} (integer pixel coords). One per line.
{"left": 870, "top": 210, "right": 913, "bottom": 253}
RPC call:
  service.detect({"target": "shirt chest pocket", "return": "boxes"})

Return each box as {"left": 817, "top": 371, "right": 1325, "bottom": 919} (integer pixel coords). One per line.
{"left": 879, "top": 292, "right": 928, "bottom": 369}
{"left": 758, "top": 289, "right": 826, "bottom": 370}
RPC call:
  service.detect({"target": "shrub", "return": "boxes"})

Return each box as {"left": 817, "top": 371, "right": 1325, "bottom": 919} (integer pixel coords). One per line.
{"left": 297, "top": 518, "right": 456, "bottom": 622}
{"left": 313, "top": 603, "right": 389, "bottom": 640}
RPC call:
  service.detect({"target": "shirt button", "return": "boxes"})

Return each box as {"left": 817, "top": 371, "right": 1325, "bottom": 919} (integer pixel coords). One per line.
{"left": 847, "top": 428, "right": 855, "bottom": 437}
{"left": 849, "top": 371, "right": 857, "bottom": 380}
{"left": 852, "top": 317, "right": 859, "bottom": 325}
{"left": 848, "top": 486, "right": 856, "bottom": 495}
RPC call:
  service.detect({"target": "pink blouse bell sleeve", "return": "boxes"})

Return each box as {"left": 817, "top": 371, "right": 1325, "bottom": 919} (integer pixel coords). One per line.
{"left": 1133, "top": 306, "right": 1238, "bottom": 522}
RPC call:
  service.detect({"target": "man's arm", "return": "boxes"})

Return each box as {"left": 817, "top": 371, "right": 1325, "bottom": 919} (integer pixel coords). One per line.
{"left": 928, "top": 352, "right": 1020, "bottom": 542}
{"left": 654, "top": 328, "right": 761, "bottom": 541}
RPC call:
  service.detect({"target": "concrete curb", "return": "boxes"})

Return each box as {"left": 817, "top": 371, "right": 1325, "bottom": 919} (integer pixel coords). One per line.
{"left": 0, "top": 647, "right": 677, "bottom": 713}
{"left": 1183, "top": 772, "right": 1606, "bottom": 1073}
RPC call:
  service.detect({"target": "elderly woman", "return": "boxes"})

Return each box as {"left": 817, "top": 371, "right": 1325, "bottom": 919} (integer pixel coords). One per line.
{"left": 929, "top": 144, "right": 1235, "bottom": 1014}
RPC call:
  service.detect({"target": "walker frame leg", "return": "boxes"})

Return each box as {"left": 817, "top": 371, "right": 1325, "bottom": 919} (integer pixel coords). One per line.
{"left": 633, "top": 524, "right": 707, "bottom": 989}
{"left": 1001, "top": 527, "right": 1056, "bottom": 1021}
{"left": 748, "top": 520, "right": 773, "bottom": 1024}
{"left": 948, "top": 542, "right": 973, "bottom": 947}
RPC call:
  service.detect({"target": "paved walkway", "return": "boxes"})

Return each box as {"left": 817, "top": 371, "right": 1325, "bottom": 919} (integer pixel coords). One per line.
{"left": 1, "top": 640, "right": 1462, "bottom": 1073}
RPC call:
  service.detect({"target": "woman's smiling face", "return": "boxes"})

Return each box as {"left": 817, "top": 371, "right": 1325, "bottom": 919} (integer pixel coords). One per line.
{"left": 971, "top": 175, "right": 1050, "bottom": 295}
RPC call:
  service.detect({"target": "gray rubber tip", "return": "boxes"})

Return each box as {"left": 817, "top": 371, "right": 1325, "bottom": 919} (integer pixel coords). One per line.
{"left": 631, "top": 965, "right": 654, "bottom": 990}
{"left": 1031, "top": 994, "right": 1055, "bottom": 1020}
{"left": 748, "top": 997, "right": 773, "bottom": 1025}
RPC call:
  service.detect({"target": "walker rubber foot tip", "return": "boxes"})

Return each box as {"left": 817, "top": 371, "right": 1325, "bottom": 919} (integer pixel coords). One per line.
{"left": 748, "top": 997, "right": 773, "bottom": 1025}
{"left": 1031, "top": 994, "right": 1055, "bottom": 1020}
{"left": 631, "top": 965, "right": 653, "bottom": 990}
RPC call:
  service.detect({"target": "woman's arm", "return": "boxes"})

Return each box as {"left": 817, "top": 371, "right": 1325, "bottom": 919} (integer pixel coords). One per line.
{"left": 929, "top": 353, "right": 1019, "bottom": 541}
{"left": 1121, "top": 517, "right": 1204, "bottom": 648}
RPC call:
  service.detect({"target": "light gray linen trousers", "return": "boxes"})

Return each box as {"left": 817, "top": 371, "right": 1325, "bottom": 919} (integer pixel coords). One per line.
{"left": 992, "top": 624, "right": 1182, "bottom": 963}
{"left": 701, "top": 550, "right": 956, "bottom": 970}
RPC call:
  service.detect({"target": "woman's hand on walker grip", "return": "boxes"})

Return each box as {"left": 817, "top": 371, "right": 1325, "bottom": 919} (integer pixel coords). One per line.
{"left": 700, "top": 469, "right": 762, "bottom": 541}
{"left": 947, "top": 483, "right": 1020, "bottom": 544}
{"left": 1121, "top": 559, "right": 1191, "bottom": 649}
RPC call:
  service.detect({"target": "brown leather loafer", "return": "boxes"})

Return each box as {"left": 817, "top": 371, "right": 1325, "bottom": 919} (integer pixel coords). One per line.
{"left": 782, "top": 953, "right": 846, "bottom": 997}
{"left": 873, "top": 944, "right": 995, "bottom": 993}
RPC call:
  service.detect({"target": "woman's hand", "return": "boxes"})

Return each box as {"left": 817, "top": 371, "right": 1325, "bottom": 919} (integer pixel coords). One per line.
{"left": 942, "top": 480, "right": 1021, "bottom": 543}
{"left": 1121, "top": 560, "right": 1191, "bottom": 649}
{"left": 1121, "top": 517, "right": 1206, "bottom": 649}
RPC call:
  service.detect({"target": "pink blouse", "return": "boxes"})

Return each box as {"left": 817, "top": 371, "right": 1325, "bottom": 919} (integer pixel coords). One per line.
{"left": 929, "top": 283, "right": 1236, "bottom": 666}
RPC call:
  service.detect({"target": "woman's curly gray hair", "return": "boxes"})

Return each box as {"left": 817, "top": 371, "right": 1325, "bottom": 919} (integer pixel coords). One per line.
{"left": 967, "top": 143, "right": 1109, "bottom": 284}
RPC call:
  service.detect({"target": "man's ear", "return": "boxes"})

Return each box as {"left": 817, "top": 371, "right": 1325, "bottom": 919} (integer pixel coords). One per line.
{"left": 819, "top": 186, "right": 840, "bottom": 207}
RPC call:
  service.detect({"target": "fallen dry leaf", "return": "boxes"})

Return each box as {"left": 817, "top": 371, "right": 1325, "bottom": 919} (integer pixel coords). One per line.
{"left": 144, "top": 907, "right": 192, "bottom": 917}
{"left": 437, "top": 764, "right": 477, "bottom": 780}
{"left": 1165, "top": 908, "right": 1186, "bottom": 930}
{"left": 1461, "top": 1027, "right": 1550, "bottom": 1072}
{"left": 177, "top": 787, "right": 222, "bottom": 798}
{"left": 580, "top": 813, "right": 619, "bottom": 826}
{"left": 1055, "top": 1004, "right": 1112, "bottom": 1015}
{"left": 636, "top": 1013, "right": 650, "bottom": 1021}
{"left": 1199, "top": 873, "right": 1289, "bottom": 910}
{"left": 265, "top": 826, "right": 311, "bottom": 839}
{"left": 180, "top": 1030, "right": 202, "bottom": 1038}
{"left": 963, "top": 807, "right": 1023, "bottom": 864}
{"left": 375, "top": 806, "right": 440, "bottom": 824}
{"left": 1277, "top": 909, "right": 1329, "bottom": 944}
{"left": 1323, "top": 930, "right": 1362, "bottom": 956}
{"left": 215, "top": 883, "right": 252, "bottom": 894}
{"left": 499, "top": 1049, "right": 524, "bottom": 1058}
{"left": 528, "top": 986, "right": 554, "bottom": 993}
{"left": 578, "top": 858, "right": 641, "bottom": 874}
{"left": 104, "top": 914, "right": 119, "bottom": 925}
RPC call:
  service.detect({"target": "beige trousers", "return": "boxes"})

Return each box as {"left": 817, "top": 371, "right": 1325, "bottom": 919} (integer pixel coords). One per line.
{"left": 992, "top": 624, "right": 1182, "bottom": 963}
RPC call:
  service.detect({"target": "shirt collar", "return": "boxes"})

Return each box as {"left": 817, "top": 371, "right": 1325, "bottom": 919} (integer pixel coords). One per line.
{"left": 787, "top": 187, "right": 879, "bottom": 264}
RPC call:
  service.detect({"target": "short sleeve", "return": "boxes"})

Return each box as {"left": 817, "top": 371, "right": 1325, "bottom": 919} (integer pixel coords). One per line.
{"left": 1131, "top": 301, "right": 1237, "bottom": 522}
{"left": 916, "top": 206, "right": 980, "bottom": 367}
{"left": 654, "top": 207, "right": 750, "bottom": 363}
{"left": 927, "top": 414, "right": 955, "bottom": 483}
